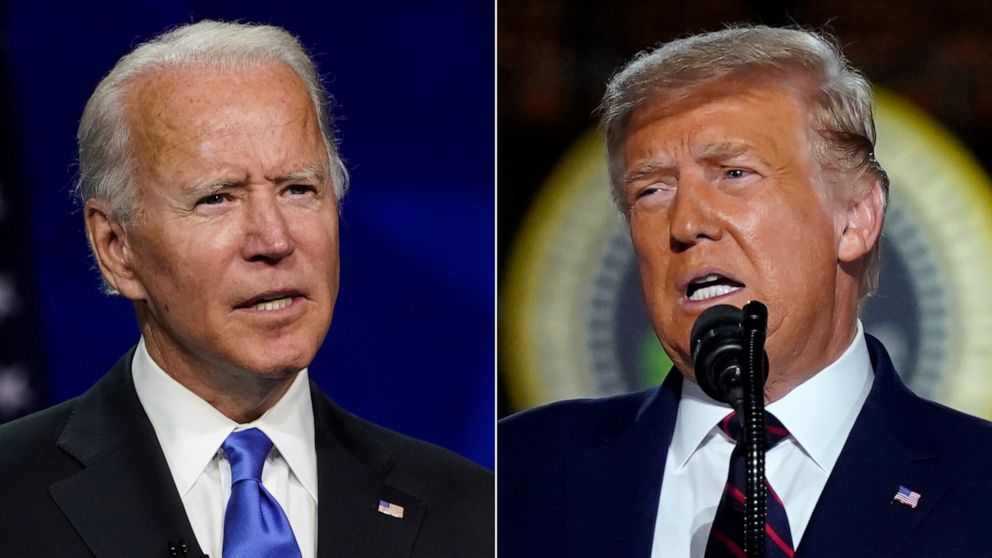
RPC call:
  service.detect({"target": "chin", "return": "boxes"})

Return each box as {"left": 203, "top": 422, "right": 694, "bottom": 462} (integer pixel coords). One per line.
{"left": 234, "top": 359, "right": 306, "bottom": 382}
{"left": 249, "top": 366, "right": 305, "bottom": 381}
{"left": 237, "top": 340, "right": 318, "bottom": 377}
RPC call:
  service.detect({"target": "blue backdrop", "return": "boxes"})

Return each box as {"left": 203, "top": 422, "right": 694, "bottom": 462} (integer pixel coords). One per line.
{"left": 0, "top": 1, "right": 493, "bottom": 468}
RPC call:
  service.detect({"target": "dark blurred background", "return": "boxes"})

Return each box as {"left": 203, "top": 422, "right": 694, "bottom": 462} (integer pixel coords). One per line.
{"left": 0, "top": 1, "right": 494, "bottom": 468}
{"left": 498, "top": 1, "right": 992, "bottom": 417}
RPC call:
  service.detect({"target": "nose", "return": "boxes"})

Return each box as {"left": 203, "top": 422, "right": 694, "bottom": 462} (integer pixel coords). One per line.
{"left": 668, "top": 173, "right": 722, "bottom": 251}
{"left": 242, "top": 192, "right": 295, "bottom": 262}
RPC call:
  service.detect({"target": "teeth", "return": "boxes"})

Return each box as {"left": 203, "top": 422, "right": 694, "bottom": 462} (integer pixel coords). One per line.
{"left": 692, "top": 274, "right": 721, "bottom": 285}
{"left": 253, "top": 296, "right": 293, "bottom": 311}
{"left": 688, "top": 284, "right": 742, "bottom": 302}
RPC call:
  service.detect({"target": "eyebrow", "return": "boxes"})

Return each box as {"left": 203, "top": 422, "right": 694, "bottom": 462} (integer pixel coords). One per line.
{"left": 693, "top": 141, "right": 771, "bottom": 167}
{"left": 624, "top": 161, "right": 674, "bottom": 186}
{"left": 184, "top": 176, "right": 248, "bottom": 198}
{"left": 694, "top": 142, "right": 749, "bottom": 159}
{"left": 623, "top": 141, "right": 774, "bottom": 186}
{"left": 273, "top": 166, "right": 327, "bottom": 184}
{"left": 183, "top": 166, "right": 329, "bottom": 198}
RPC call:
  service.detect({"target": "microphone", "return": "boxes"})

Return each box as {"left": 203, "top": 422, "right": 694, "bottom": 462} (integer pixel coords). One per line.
{"left": 692, "top": 301, "right": 770, "bottom": 558}
{"left": 167, "top": 538, "right": 208, "bottom": 557}
{"left": 167, "top": 539, "right": 189, "bottom": 557}
{"left": 690, "top": 304, "right": 746, "bottom": 414}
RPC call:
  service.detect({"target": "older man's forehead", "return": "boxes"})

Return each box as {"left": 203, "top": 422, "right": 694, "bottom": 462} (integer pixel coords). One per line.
{"left": 127, "top": 63, "right": 325, "bottom": 167}
{"left": 126, "top": 62, "right": 313, "bottom": 132}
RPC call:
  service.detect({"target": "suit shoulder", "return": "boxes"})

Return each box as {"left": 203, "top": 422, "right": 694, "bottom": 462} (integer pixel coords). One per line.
{"left": 499, "top": 388, "right": 657, "bottom": 451}
{"left": 910, "top": 393, "right": 992, "bottom": 451}
{"left": 364, "top": 415, "right": 491, "bottom": 479}
{"left": 0, "top": 398, "right": 77, "bottom": 462}
{"left": 0, "top": 398, "right": 84, "bottom": 515}
{"left": 319, "top": 398, "right": 492, "bottom": 494}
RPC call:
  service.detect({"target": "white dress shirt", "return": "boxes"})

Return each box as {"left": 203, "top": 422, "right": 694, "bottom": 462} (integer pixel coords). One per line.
{"left": 651, "top": 321, "right": 874, "bottom": 557}
{"left": 132, "top": 338, "right": 318, "bottom": 558}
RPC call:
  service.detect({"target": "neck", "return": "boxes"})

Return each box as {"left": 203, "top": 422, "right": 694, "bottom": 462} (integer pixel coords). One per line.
{"left": 140, "top": 331, "right": 298, "bottom": 424}
{"left": 763, "top": 318, "right": 859, "bottom": 404}
{"left": 189, "top": 373, "right": 297, "bottom": 423}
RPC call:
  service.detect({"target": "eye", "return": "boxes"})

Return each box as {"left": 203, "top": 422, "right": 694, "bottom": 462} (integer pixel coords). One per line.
{"left": 285, "top": 184, "right": 315, "bottom": 196}
{"left": 724, "top": 168, "right": 752, "bottom": 180}
{"left": 197, "top": 193, "right": 229, "bottom": 206}
{"left": 636, "top": 187, "right": 659, "bottom": 199}
{"left": 628, "top": 183, "right": 674, "bottom": 213}
{"left": 635, "top": 181, "right": 675, "bottom": 199}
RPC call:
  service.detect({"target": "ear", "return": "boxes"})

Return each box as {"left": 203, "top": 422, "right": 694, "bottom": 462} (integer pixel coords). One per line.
{"left": 84, "top": 200, "right": 148, "bottom": 300}
{"left": 838, "top": 178, "right": 886, "bottom": 263}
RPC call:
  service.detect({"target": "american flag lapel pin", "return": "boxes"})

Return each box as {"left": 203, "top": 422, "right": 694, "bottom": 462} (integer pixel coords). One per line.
{"left": 892, "top": 485, "right": 921, "bottom": 509}
{"left": 377, "top": 499, "right": 405, "bottom": 519}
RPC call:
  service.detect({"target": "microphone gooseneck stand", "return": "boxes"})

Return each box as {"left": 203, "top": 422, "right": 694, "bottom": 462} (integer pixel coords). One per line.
{"left": 741, "top": 301, "right": 768, "bottom": 558}
{"left": 691, "top": 300, "right": 769, "bottom": 558}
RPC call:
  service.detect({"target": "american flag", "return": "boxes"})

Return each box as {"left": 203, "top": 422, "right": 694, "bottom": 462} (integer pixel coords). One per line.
{"left": 892, "top": 485, "right": 921, "bottom": 509}
{"left": 377, "top": 499, "right": 405, "bottom": 519}
{"left": 0, "top": 39, "right": 47, "bottom": 424}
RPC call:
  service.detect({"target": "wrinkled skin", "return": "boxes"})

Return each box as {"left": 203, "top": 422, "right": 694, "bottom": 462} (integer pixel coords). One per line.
{"left": 85, "top": 63, "right": 339, "bottom": 421}
{"left": 620, "top": 84, "right": 884, "bottom": 401}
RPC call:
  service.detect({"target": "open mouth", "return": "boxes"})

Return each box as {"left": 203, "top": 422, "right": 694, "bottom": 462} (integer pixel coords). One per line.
{"left": 236, "top": 291, "right": 303, "bottom": 312}
{"left": 685, "top": 274, "right": 745, "bottom": 302}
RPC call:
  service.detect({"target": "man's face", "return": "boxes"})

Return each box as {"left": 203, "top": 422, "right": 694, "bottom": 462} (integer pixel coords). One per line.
{"left": 116, "top": 63, "right": 338, "bottom": 381}
{"left": 621, "top": 84, "right": 858, "bottom": 393}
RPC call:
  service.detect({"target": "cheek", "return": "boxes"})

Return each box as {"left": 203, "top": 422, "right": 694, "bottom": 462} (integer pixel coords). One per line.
{"left": 750, "top": 188, "right": 835, "bottom": 258}
{"left": 182, "top": 222, "right": 241, "bottom": 269}
{"left": 630, "top": 218, "right": 680, "bottom": 326}
{"left": 149, "top": 228, "right": 237, "bottom": 296}
{"left": 629, "top": 214, "right": 671, "bottom": 267}
{"left": 632, "top": 237, "right": 667, "bottom": 301}
{"left": 129, "top": 231, "right": 181, "bottom": 289}
{"left": 291, "top": 215, "right": 340, "bottom": 288}
{"left": 789, "top": 206, "right": 839, "bottom": 267}
{"left": 300, "top": 215, "right": 338, "bottom": 252}
{"left": 755, "top": 205, "right": 838, "bottom": 315}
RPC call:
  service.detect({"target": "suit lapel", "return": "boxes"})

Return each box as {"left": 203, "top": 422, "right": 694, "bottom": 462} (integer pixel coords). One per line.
{"left": 797, "top": 336, "right": 946, "bottom": 557}
{"left": 311, "top": 386, "right": 426, "bottom": 557}
{"left": 49, "top": 350, "right": 206, "bottom": 558}
{"left": 565, "top": 372, "right": 682, "bottom": 558}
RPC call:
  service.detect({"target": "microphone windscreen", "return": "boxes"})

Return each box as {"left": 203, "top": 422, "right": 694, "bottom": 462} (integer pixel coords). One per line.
{"left": 690, "top": 304, "right": 742, "bottom": 358}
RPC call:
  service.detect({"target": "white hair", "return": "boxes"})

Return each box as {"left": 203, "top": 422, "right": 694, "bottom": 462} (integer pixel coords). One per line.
{"left": 600, "top": 25, "right": 889, "bottom": 296}
{"left": 76, "top": 20, "right": 349, "bottom": 222}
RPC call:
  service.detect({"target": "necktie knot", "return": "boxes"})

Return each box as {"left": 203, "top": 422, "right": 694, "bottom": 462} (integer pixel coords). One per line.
{"left": 223, "top": 428, "right": 273, "bottom": 483}
{"left": 718, "top": 411, "right": 790, "bottom": 449}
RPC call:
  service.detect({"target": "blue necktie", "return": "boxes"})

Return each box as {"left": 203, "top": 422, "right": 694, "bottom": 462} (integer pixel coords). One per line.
{"left": 222, "top": 428, "right": 303, "bottom": 558}
{"left": 705, "top": 411, "right": 795, "bottom": 558}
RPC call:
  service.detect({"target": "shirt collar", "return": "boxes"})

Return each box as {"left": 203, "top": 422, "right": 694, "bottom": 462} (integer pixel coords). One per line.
{"left": 669, "top": 377, "right": 734, "bottom": 471}
{"left": 131, "top": 337, "right": 318, "bottom": 502}
{"left": 767, "top": 321, "right": 873, "bottom": 471}
{"left": 669, "top": 320, "right": 873, "bottom": 472}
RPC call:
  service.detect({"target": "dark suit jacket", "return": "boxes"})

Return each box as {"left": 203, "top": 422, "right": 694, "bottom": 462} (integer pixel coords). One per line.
{"left": 499, "top": 336, "right": 992, "bottom": 557}
{"left": 0, "top": 349, "right": 493, "bottom": 557}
